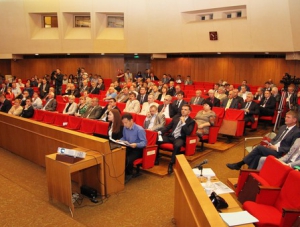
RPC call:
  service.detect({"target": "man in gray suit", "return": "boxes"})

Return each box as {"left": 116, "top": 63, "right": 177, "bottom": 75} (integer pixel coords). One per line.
{"left": 82, "top": 97, "right": 102, "bottom": 119}
{"left": 43, "top": 92, "right": 57, "bottom": 111}
{"left": 257, "top": 137, "right": 300, "bottom": 170}
{"left": 144, "top": 105, "right": 166, "bottom": 131}
{"left": 189, "top": 90, "right": 204, "bottom": 105}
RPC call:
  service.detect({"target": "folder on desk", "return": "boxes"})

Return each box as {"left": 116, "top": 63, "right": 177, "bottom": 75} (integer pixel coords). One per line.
{"left": 219, "top": 211, "right": 258, "bottom": 226}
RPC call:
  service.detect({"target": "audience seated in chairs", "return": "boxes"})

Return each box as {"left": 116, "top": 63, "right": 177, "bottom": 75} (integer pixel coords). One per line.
{"left": 81, "top": 97, "right": 102, "bottom": 119}
{"left": 257, "top": 137, "right": 300, "bottom": 170}
{"left": 0, "top": 93, "right": 12, "bottom": 113}
{"left": 189, "top": 90, "right": 204, "bottom": 105}
{"left": 20, "top": 98, "right": 34, "bottom": 118}
{"left": 98, "top": 98, "right": 120, "bottom": 121}
{"left": 157, "top": 87, "right": 168, "bottom": 102}
{"left": 62, "top": 95, "right": 77, "bottom": 115}
{"left": 123, "top": 92, "right": 141, "bottom": 113}
{"left": 271, "top": 86, "right": 281, "bottom": 103}
{"left": 171, "top": 91, "right": 187, "bottom": 116}
{"left": 194, "top": 101, "right": 216, "bottom": 138}
{"left": 75, "top": 96, "right": 88, "bottom": 117}
{"left": 254, "top": 87, "right": 264, "bottom": 101}
{"left": 137, "top": 87, "right": 148, "bottom": 105}
{"left": 156, "top": 104, "right": 196, "bottom": 174}
{"left": 143, "top": 105, "right": 165, "bottom": 132}
{"left": 42, "top": 92, "right": 57, "bottom": 111}
{"left": 227, "top": 110, "right": 300, "bottom": 170}
{"left": 221, "top": 91, "right": 238, "bottom": 110}
{"left": 285, "top": 85, "right": 297, "bottom": 111}
{"left": 32, "top": 92, "right": 43, "bottom": 110}
{"left": 215, "top": 86, "right": 227, "bottom": 104}
{"left": 140, "top": 94, "right": 159, "bottom": 115}
{"left": 8, "top": 99, "right": 23, "bottom": 116}
{"left": 233, "top": 88, "right": 244, "bottom": 108}
{"left": 5, "top": 87, "right": 15, "bottom": 101}
{"left": 158, "top": 95, "right": 175, "bottom": 118}
{"left": 205, "top": 89, "right": 220, "bottom": 107}
{"left": 116, "top": 113, "right": 147, "bottom": 183}
{"left": 116, "top": 87, "right": 129, "bottom": 103}
{"left": 259, "top": 90, "right": 276, "bottom": 116}
{"left": 241, "top": 93, "right": 260, "bottom": 132}
{"left": 103, "top": 86, "right": 117, "bottom": 101}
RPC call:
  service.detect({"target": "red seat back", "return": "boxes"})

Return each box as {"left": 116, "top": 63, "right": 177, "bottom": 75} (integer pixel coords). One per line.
{"left": 145, "top": 130, "right": 158, "bottom": 146}
{"left": 78, "top": 118, "right": 96, "bottom": 134}
{"left": 136, "top": 114, "right": 146, "bottom": 127}
{"left": 53, "top": 113, "right": 69, "bottom": 126}
{"left": 42, "top": 111, "right": 56, "bottom": 124}
{"left": 94, "top": 121, "right": 109, "bottom": 136}
{"left": 65, "top": 116, "right": 82, "bottom": 130}
{"left": 33, "top": 109, "right": 45, "bottom": 121}
{"left": 116, "top": 102, "right": 126, "bottom": 112}
{"left": 56, "top": 102, "right": 66, "bottom": 113}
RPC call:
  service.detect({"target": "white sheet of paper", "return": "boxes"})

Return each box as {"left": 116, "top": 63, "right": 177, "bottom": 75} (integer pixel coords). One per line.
{"left": 193, "top": 168, "right": 216, "bottom": 178}
{"left": 219, "top": 211, "right": 258, "bottom": 226}
{"left": 158, "top": 135, "right": 163, "bottom": 141}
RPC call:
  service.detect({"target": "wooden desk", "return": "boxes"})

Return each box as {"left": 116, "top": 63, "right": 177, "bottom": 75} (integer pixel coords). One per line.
{"left": 174, "top": 155, "right": 255, "bottom": 227}
{"left": 0, "top": 112, "right": 125, "bottom": 196}
{"left": 45, "top": 149, "right": 103, "bottom": 216}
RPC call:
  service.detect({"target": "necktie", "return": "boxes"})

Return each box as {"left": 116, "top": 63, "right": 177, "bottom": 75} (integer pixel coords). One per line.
{"left": 173, "top": 120, "right": 183, "bottom": 139}
{"left": 86, "top": 107, "right": 95, "bottom": 118}
{"left": 141, "top": 95, "right": 144, "bottom": 103}
{"left": 161, "top": 105, "right": 166, "bottom": 113}
{"left": 194, "top": 97, "right": 198, "bottom": 105}
{"left": 263, "top": 98, "right": 268, "bottom": 105}
{"left": 245, "top": 102, "right": 250, "bottom": 109}
{"left": 274, "top": 128, "right": 289, "bottom": 144}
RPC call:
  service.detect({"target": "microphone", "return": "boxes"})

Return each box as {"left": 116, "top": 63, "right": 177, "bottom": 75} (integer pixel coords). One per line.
{"left": 194, "top": 159, "right": 208, "bottom": 169}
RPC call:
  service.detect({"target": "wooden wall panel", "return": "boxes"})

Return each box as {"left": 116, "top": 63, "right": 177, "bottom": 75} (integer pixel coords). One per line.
{"left": 152, "top": 57, "right": 300, "bottom": 86}
{"left": 10, "top": 57, "right": 124, "bottom": 80}
{"left": 0, "top": 60, "right": 11, "bottom": 76}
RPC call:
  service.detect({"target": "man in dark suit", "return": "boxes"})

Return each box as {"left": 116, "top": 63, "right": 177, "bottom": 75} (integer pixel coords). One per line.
{"left": 39, "top": 79, "right": 50, "bottom": 99}
{"left": 80, "top": 80, "right": 90, "bottom": 93}
{"left": 20, "top": 98, "right": 34, "bottom": 118}
{"left": 242, "top": 93, "right": 260, "bottom": 126}
{"left": 53, "top": 68, "right": 63, "bottom": 95}
{"left": 171, "top": 91, "right": 187, "bottom": 116}
{"left": 158, "top": 95, "right": 176, "bottom": 118}
{"left": 259, "top": 90, "right": 276, "bottom": 116}
{"left": 137, "top": 87, "right": 148, "bottom": 105}
{"left": 189, "top": 90, "right": 204, "bottom": 105}
{"left": 82, "top": 98, "right": 102, "bottom": 119}
{"left": 233, "top": 89, "right": 244, "bottom": 108}
{"left": 254, "top": 87, "right": 264, "bottom": 101}
{"left": 0, "top": 94, "right": 12, "bottom": 113}
{"left": 65, "top": 84, "right": 80, "bottom": 98}
{"left": 227, "top": 110, "right": 300, "bottom": 169}
{"left": 149, "top": 72, "right": 159, "bottom": 81}
{"left": 89, "top": 82, "right": 100, "bottom": 94}
{"left": 157, "top": 104, "right": 196, "bottom": 174}
{"left": 97, "top": 78, "right": 105, "bottom": 91}
{"left": 167, "top": 81, "right": 176, "bottom": 96}
{"left": 98, "top": 98, "right": 121, "bottom": 121}
{"left": 221, "top": 91, "right": 238, "bottom": 110}
{"left": 205, "top": 89, "right": 220, "bottom": 107}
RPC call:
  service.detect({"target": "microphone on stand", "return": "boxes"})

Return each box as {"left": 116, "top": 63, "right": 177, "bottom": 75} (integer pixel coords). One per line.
{"left": 194, "top": 159, "right": 208, "bottom": 170}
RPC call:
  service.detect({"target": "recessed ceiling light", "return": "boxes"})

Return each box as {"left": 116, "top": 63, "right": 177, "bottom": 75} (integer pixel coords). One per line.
{"left": 67, "top": 53, "right": 70, "bottom": 55}
{"left": 134, "top": 53, "right": 138, "bottom": 55}
{"left": 265, "top": 52, "right": 269, "bottom": 54}
{"left": 101, "top": 53, "right": 105, "bottom": 55}
{"left": 217, "top": 52, "right": 221, "bottom": 55}
{"left": 35, "top": 53, "right": 39, "bottom": 55}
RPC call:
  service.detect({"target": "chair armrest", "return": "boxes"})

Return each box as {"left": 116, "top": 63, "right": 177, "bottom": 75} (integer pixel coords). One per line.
{"left": 282, "top": 208, "right": 300, "bottom": 227}
{"left": 185, "top": 135, "right": 198, "bottom": 156}
{"left": 255, "top": 186, "right": 281, "bottom": 205}
{"left": 240, "top": 169, "right": 260, "bottom": 173}
{"left": 236, "top": 169, "right": 260, "bottom": 196}
{"left": 245, "top": 136, "right": 263, "bottom": 141}
{"left": 208, "top": 126, "right": 219, "bottom": 144}
{"left": 142, "top": 145, "right": 158, "bottom": 169}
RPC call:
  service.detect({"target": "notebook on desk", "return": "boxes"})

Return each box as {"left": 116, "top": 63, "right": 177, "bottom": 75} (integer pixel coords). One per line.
{"left": 109, "top": 141, "right": 122, "bottom": 150}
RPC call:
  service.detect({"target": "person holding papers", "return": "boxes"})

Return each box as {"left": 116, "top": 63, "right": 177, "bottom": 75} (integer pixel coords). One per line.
{"left": 117, "top": 113, "right": 147, "bottom": 183}
{"left": 107, "top": 109, "right": 123, "bottom": 140}
{"left": 227, "top": 111, "right": 300, "bottom": 170}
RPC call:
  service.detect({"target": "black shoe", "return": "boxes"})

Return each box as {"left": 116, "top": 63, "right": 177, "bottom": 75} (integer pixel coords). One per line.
{"left": 168, "top": 163, "right": 173, "bottom": 174}
{"left": 249, "top": 129, "right": 257, "bottom": 132}
{"left": 125, "top": 174, "right": 133, "bottom": 184}
{"left": 226, "top": 163, "right": 241, "bottom": 170}
{"left": 154, "top": 159, "right": 159, "bottom": 165}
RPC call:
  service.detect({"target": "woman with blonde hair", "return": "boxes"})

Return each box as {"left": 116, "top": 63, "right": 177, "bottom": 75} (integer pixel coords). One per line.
{"left": 8, "top": 99, "right": 23, "bottom": 116}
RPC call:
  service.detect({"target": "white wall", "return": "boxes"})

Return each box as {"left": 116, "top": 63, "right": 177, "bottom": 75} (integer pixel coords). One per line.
{"left": 0, "top": 0, "right": 299, "bottom": 56}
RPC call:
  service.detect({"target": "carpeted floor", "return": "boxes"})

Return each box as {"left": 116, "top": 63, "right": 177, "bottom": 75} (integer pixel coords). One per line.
{"left": 0, "top": 126, "right": 272, "bottom": 227}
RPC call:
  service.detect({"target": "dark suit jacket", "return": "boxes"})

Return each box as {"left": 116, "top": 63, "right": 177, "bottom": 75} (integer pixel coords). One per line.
{"left": 21, "top": 106, "right": 34, "bottom": 118}
{"left": 205, "top": 97, "right": 220, "bottom": 107}
{"left": 99, "top": 105, "right": 121, "bottom": 121}
{"left": 167, "top": 87, "right": 176, "bottom": 96}
{"left": 97, "top": 83, "right": 105, "bottom": 91}
{"left": 89, "top": 87, "right": 100, "bottom": 95}
{"left": 171, "top": 99, "right": 188, "bottom": 115}
{"left": 270, "top": 125, "right": 300, "bottom": 155}
{"left": 66, "top": 89, "right": 80, "bottom": 98}
{"left": 157, "top": 93, "right": 167, "bottom": 101}
{"left": 44, "top": 99, "right": 57, "bottom": 111}
{"left": 161, "top": 115, "right": 195, "bottom": 141}
{"left": 39, "top": 83, "right": 50, "bottom": 98}
{"left": 137, "top": 94, "right": 148, "bottom": 104}
{"left": 0, "top": 99, "right": 12, "bottom": 113}
{"left": 80, "top": 86, "right": 90, "bottom": 93}
{"left": 242, "top": 101, "right": 260, "bottom": 123}
{"left": 221, "top": 98, "right": 238, "bottom": 109}
{"left": 149, "top": 76, "right": 159, "bottom": 81}
{"left": 158, "top": 104, "right": 176, "bottom": 118}
{"left": 259, "top": 96, "right": 276, "bottom": 111}
{"left": 189, "top": 97, "right": 204, "bottom": 105}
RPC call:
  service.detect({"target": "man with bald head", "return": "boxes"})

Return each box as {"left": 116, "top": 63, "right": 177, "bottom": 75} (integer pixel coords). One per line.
{"left": 189, "top": 90, "right": 204, "bottom": 105}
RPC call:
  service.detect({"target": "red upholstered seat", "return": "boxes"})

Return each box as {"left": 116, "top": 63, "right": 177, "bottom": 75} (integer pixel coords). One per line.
{"left": 42, "top": 111, "right": 57, "bottom": 124}
{"left": 116, "top": 102, "right": 126, "bottom": 112}
{"left": 246, "top": 114, "right": 259, "bottom": 130}
{"left": 122, "top": 112, "right": 137, "bottom": 121}
{"left": 221, "top": 109, "right": 245, "bottom": 136}
{"left": 237, "top": 156, "right": 292, "bottom": 204}
{"left": 56, "top": 102, "right": 66, "bottom": 113}
{"left": 159, "top": 123, "right": 197, "bottom": 156}
{"left": 77, "top": 118, "right": 96, "bottom": 134}
{"left": 135, "top": 114, "right": 146, "bottom": 127}
{"left": 212, "top": 107, "right": 225, "bottom": 127}
{"left": 33, "top": 109, "right": 45, "bottom": 121}
{"left": 243, "top": 170, "right": 300, "bottom": 227}
{"left": 64, "top": 116, "right": 82, "bottom": 130}
{"left": 133, "top": 130, "right": 158, "bottom": 177}
{"left": 190, "top": 104, "right": 203, "bottom": 113}
{"left": 53, "top": 113, "right": 69, "bottom": 127}
{"left": 94, "top": 121, "right": 109, "bottom": 136}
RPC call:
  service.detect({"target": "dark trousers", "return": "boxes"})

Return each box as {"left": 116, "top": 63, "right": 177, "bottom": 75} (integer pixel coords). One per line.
{"left": 243, "top": 145, "right": 281, "bottom": 169}
{"left": 157, "top": 135, "right": 185, "bottom": 164}
{"left": 125, "top": 147, "right": 143, "bottom": 175}
{"left": 259, "top": 107, "right": 274, "bottom": 116}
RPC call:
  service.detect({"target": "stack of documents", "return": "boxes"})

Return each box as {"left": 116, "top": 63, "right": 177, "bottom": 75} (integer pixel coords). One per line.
{"left": 219, "top": 211, "right": 258, "bottom": 226}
